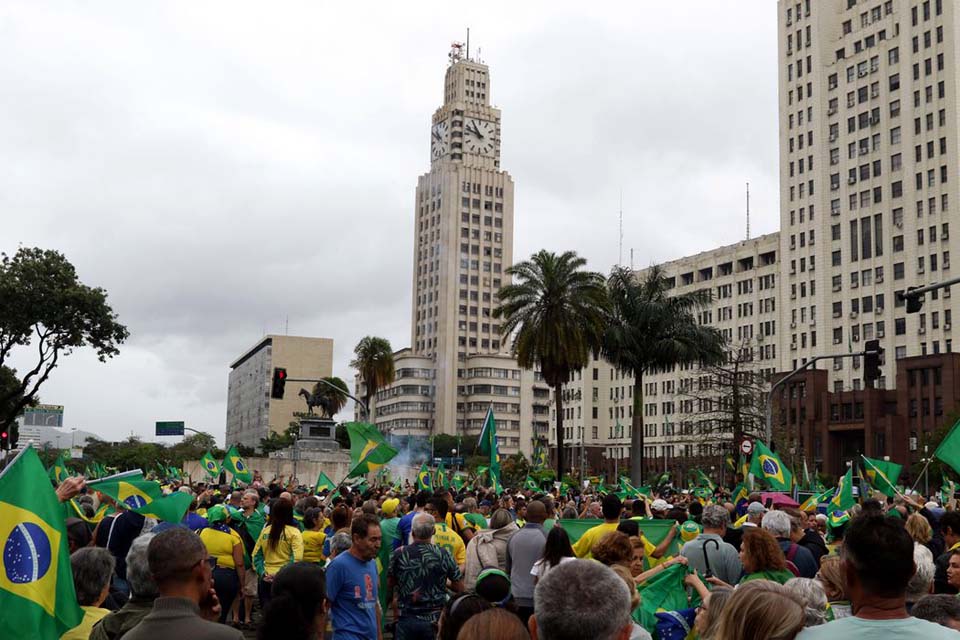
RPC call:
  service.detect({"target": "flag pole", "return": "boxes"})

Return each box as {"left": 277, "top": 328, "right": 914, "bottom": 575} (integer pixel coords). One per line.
{"left": 861, "top": 455, "right": 909, "bottom": 501}
{"left": 910, "top": 456, "right": 935, "bottom": 494}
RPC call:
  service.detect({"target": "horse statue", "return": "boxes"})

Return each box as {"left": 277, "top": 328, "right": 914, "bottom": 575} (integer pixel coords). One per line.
{"left": 298, "top": 388, "right": 322, "bottom": 416}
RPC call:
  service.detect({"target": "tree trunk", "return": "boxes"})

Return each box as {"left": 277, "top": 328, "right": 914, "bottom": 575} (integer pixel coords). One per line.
{"left": 630, "top": 374, "right": 644, "bottom": 485}
{"left": 555, "top": 383, "right": 565, "bottom": 481}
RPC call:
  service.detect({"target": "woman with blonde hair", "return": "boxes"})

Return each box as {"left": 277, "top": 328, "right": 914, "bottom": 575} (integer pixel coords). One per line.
{"left": 815, "top": 555, "right": 851, "bottom": 620}
{"left": 714, "top": 580, "right": 805, "bottom": 640}
{"left": 905, "top": 512, "right": 935, "bottom": 565}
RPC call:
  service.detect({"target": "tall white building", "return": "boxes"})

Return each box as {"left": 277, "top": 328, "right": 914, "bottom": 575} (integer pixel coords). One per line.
{"left": 779, "top": 0, "right": 957, "bottom": 392}
{"left": 357, "top": 44, "right": 550, "bottom": 456}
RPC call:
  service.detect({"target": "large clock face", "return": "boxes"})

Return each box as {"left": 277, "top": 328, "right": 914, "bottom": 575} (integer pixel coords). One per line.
{"left": 431, "top": 121, "right": 449, "bottom": 159}
{"left": 464, "top": 118, "right": 496, "bottom": 156}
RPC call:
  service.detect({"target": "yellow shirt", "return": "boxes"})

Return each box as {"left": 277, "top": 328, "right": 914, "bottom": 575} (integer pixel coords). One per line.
{"left": 61, "top": 606, "right": 110, "bottom": 640}
{"left": 433, "top": 523, "right": 466, "bottom": 566}
{"left": 302, "top": 529, "right": 327, "bottom": 563}
{"left": 199, "top": 527, "right": 242, "bottom": 570}
{"left": 572, "top": 522, "right": 657, "bottom": 562}
{"left": 253, "top": 524, "right": 304, "bottom": 576}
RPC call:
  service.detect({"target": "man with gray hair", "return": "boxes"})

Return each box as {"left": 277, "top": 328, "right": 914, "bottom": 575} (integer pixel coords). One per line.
{"left": 122, "top": 527, "right": 242, "bottom": 640}
{"left": 680, "top": 504, "right": 742, "bottom": 586}
{"left": 906, "top": 543, "right": 936, "bottom": 609}
{"left": 530, "top": 559, "right": 633, "bottom": 640}
{"left": 762, "top": 509, "right": 817, "bottom": 578}
{"left": 63, "top": 547, "right": 116, "bottom": 640}
{"left": 912, "top": 594, "right": 960, "bottom": 630}
{"left": 327, "top": 531, "right": 353, "bottom": 560}
{"left": 91, "top": 533, "right": 158, "bottom": 640}
{"left": 388, "top": 513, "right": 464, "bottom": 640}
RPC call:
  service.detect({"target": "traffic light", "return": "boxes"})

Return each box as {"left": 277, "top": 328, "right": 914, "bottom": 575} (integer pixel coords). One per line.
{"left": 271, "top": 367, "right": 287, "bottom": 399}
{"left": 0, "top": 430, "right": 8, "bottom": 450}
{"left": 864, "top": 339, "right": 883, "bottom": 387}
{"left": 901, "top": 286, "right": 924, "bottom": 313}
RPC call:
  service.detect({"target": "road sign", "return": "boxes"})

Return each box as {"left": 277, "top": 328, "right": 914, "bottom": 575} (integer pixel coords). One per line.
{"left": 156, "top": 421, "right": 185, "bottom": 436}
{"left": 740, "top": 439, "right": 754, "bottom": 456}
{"left": 22, "top": 404, "right": 64, "bottom": 427}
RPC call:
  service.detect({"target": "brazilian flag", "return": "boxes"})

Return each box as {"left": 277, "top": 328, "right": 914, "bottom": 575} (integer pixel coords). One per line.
{"left": 200, "top": 451, "right": 221, "bottom": 478}
{"left": 525, "top": 476, "right": 539, "bottom": 491}
{"left": 315, "top": 471, "right": 336, "bottom": 495}
{"left": 749, "top": 441, "right": 792, "bottom": 491}
{"left": 417, "top": 464, "right": 433, "bottom": 491}
{"left": 86, "top": 473, "right": 191, "bottom": 523}
{"left": 222, "top": 445, "right": 252, "bottom": 483}
{"left": 345, "top": 422, "right": 398, "bottom": 477}
{"left": 0, "top": 447, "right": 84, "bottom": 639}
{"left": 47, "top": 452, "right": 69, "bottom": 485}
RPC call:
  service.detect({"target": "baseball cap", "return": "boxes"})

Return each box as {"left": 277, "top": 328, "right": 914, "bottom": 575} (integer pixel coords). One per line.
{"left": 747, "top": 501, "right": 767, "bottom": 516}
{"left": 382, "top": 498, "right": 400, "bottom": 515}
{"left": 651, "top": 499, "right": 670, "bottom": 512}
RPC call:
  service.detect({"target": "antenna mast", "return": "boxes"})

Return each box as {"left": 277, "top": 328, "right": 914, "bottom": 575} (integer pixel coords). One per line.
{"left": 618, "top": 189, "right": 623, "bottom": 267}
{"left": 466, "top": 28, "right": 470, "bottom": 60}
{"left": 745, "top": 182, "right": 751, "bottom": 240}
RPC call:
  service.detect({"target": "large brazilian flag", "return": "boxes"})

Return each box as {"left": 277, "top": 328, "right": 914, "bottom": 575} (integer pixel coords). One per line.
{"left": 545, "top": 518, "right": 681, "bottom": 569}
{"left": 0, "top": 447, "right": 83, "bottom": 639}
{"left": 222, "top": 445, "right": 253, "bottom": 484}
{"left": 345, "top": 422, "right": 398, "bottom": 477}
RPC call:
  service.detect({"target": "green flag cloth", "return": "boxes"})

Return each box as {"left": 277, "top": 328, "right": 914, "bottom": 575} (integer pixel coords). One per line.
{"left": 524, "top": 476, "right": 538, "bottom": 491}
{"left": 200, "top": 451, "right": 221, "bottom": 478}
{"left": 87, "top": 476, "right": 191, "bottom": 523}
{"left": 0, "top": 447, "right": 84, "bottom": 638}
{"left": 451, "top": 474, "right": 466, "bottom": 491}
{"left": 690, "top": 468, "right": 716, "bottom": 491}
{"left": 862, "top": 456, "right": 902, "bottom": 498}
{"left": 936, "top": 419, "right": 960, "bottom": 475}
{"left": 417, "top": 464, "right": 433, "bottom": 491}
{"left": 634, "top": 563, "right": 690, "bottom": 632}
{"left": 92, "top": 463, "right": 106, "bottom": 479}
{"left": 799, "top": 488, "right": 835, "bottom": 512}
{"left": 827, "top": 467, "right": 855, "bottom": 527}
{"left": 47, "top": 452, "right": 69, "bottom": 484}
{"left": 315, "top": 471, "right": 336, "bottom": 494}
{"left": 345, "top": 422, "right": 398, "bottom": 477}
{"left": 477, "top": 406, "right": 501, "bottom": 482}
{"left": 749, "top": 441, "right": 793, "bottom": 491}
{"left": 222, "top": 445, "right": 253, "bottom": 483}
{"left": 436, "top": 461, "right": 448, "bottom": 489}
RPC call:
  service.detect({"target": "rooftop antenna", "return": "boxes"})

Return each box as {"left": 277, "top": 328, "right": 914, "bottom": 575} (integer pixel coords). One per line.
{"left": 630, "top": 247, "right": 634, "bottom": 271}
{"left": 618, "top": 188, "right": 623, "bottom": 267}
{"left": 746, "top": 182, "right": 751, "bottom": 240}
{"left": 466, "top": 28, "right": 470, "bottom": 61}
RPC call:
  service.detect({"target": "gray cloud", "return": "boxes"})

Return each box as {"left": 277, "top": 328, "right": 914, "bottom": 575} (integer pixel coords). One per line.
{"left": 1, "top": 1, "right": 779, "bottom": 444}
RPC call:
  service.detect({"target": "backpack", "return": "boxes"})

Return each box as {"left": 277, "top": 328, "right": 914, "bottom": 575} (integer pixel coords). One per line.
{"left": 472, "top": 531, "right": 501, "bottom": 573}
{"left": 785, "top": 543, "right": 802, "bottom": 577}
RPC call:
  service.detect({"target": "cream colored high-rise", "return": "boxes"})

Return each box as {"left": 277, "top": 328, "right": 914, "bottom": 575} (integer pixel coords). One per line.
{"left": 779, "top": 0, "right": 957, "bottom": 392}
{"left": 357, "top": 47, "right": 549, "bottom": 456}
{"left": 547, "top": 235, "right": 782, "bottom": 475}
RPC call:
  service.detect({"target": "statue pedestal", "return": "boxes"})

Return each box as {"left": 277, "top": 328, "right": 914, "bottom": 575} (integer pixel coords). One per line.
{"left": 297, "top": 418, "right": 340, "bottom": 453}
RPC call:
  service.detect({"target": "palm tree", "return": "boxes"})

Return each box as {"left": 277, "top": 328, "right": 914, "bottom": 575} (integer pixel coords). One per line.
{"left": 314, "top": 376, "right": 349, "bottom": 419}
{"left": 603, "top": 264, "right": 726, "bottom": 485}
{"left": 494, "top": 250, "right": 609, "bottom": 480}
{"left": 350, "top": 336, "right": 396, "bottom": 422}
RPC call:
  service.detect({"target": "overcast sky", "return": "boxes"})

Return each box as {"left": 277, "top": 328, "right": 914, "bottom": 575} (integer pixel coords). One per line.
{"left": 2, "top": 1, "right": 779, "bottom": 445}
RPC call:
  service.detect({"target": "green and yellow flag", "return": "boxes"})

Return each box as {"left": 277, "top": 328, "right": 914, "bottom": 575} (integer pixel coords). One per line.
{"left": 827, "top": 467, "right": 855, "bottom": 527}
{"left": 436, "top": 461, "right": 449, "bottom": 489}
{"left": 47, "top": 452, "right": 69, "bottom": 485}
{"left": 200, "top": 451, "right": 221, "bottom": 478}
{"left": 936, "top": 418, "right": 960, "bottom": 475}
{"left": 345, "top": 422, "right": 398, "bottom": 477}
{"left": 222, "top": 445, "right": 252, "bottom": 484}
{"left": 749, "top": 441, "right": 792, "bottom": 491}
{"left": 634, "top": 562, "right": 689, "bottom": 633}
{"left": 315, "top": 471, "right": 336, "bottom": 494}
{"left": 417, "top": 464, "right": 433, "bottom": 491}
{"left": 524, "top": 475, "right": 539, "bottom": 491}
{"left": 690, "top": 468, "right": 716, "bottom": 492}
{"left": 66, "top": 499, "right": 113, "bottom": 525}
{"left": 862, "top": 456, "right": 902, "bottom": 498}
{"left": 0, "top": 447, "right": 84, "bottom": 639}
{"left": 86, "top": 473, "right": 191, "bottom": 523}
{"left": 477, "top": 406, "right": 501, "bottom": 484}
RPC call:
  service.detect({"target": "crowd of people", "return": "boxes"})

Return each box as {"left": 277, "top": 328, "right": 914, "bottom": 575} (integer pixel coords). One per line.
{"left": 53, "top": 471, "right": 960, "bottom": 640}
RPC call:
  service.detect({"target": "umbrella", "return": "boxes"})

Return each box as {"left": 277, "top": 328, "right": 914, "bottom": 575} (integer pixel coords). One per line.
{"left": 761, "top": 492, "right": 800, "bottom": 508}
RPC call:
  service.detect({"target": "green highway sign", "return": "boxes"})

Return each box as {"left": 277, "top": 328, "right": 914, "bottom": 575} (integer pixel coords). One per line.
{"left": 156, "top": 421, "right": 185, "bottom": 436}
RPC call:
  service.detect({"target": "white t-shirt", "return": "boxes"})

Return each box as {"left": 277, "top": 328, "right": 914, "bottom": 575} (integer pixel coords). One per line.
{"left": 797, "top": 615, "right": 960, "bottom": 639}
{"left": 530, "top": 556, "right": 577, "bottom": 580}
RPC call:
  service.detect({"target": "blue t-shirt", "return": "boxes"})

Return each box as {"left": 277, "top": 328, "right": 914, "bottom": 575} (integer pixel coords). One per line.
{"left": 326, "top": 552, "right": 379, "bottom": 640}
{"left": 395, "top": 510, "right": 418, "bottom": 550}
{"left": 182, "top": 512, "right": 208, "bottom": 531}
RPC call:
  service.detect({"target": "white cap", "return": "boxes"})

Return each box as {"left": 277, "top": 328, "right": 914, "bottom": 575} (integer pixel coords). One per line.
{"left": 651, "top": 499, "right": 670, "bottom": 511}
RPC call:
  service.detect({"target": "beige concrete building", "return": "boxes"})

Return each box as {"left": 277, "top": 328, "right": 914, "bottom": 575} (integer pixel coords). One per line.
{"left": 779, "top": 0, "right": 957, "bottom": 393}
{"left": 226, "top": 335, "right": 333, "bottom": 449}
{"left": 548, "top": 234, "right": 782, "bottom": 478}
{"left": 356, "top": 45, "right": 550, "bottom": 457}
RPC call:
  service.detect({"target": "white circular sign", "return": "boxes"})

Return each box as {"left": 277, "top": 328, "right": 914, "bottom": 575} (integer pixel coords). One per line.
{"left": 740, "top": 439, "right": 753, "bottom": 455}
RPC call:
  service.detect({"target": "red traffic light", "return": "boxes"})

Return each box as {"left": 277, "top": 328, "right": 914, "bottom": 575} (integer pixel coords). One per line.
{"left": 278, "top": 370, "right": 286, "bottom": 379}
{"left": 0, "top": 432, "right": 6, "bottom": 438}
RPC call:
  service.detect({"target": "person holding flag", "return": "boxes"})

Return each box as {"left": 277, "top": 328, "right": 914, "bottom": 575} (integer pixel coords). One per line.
{"left": 478, "top": 405, "right": 502, "bottom": 489}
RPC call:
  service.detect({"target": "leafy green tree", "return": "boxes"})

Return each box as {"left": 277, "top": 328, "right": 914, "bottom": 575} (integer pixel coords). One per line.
{"left": 603, "top": 264, "right": 725, "bottom": 484}
{"left": 501, "top": 452, "right": 530, "bottom": 488}
{"left": 0, "top": 248, "right": 129, "bottom": 432}
{"left": 350, "top": 336, "right": 396, "bottom": 422}
{"left": 313, "top": 376, "right": 349, "bottom": 418}
{"left": 494, "top": 250, "right": 609, "bottom": 480}
{"left": 259, "top": 424, "right": 300, "bottom": 455}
